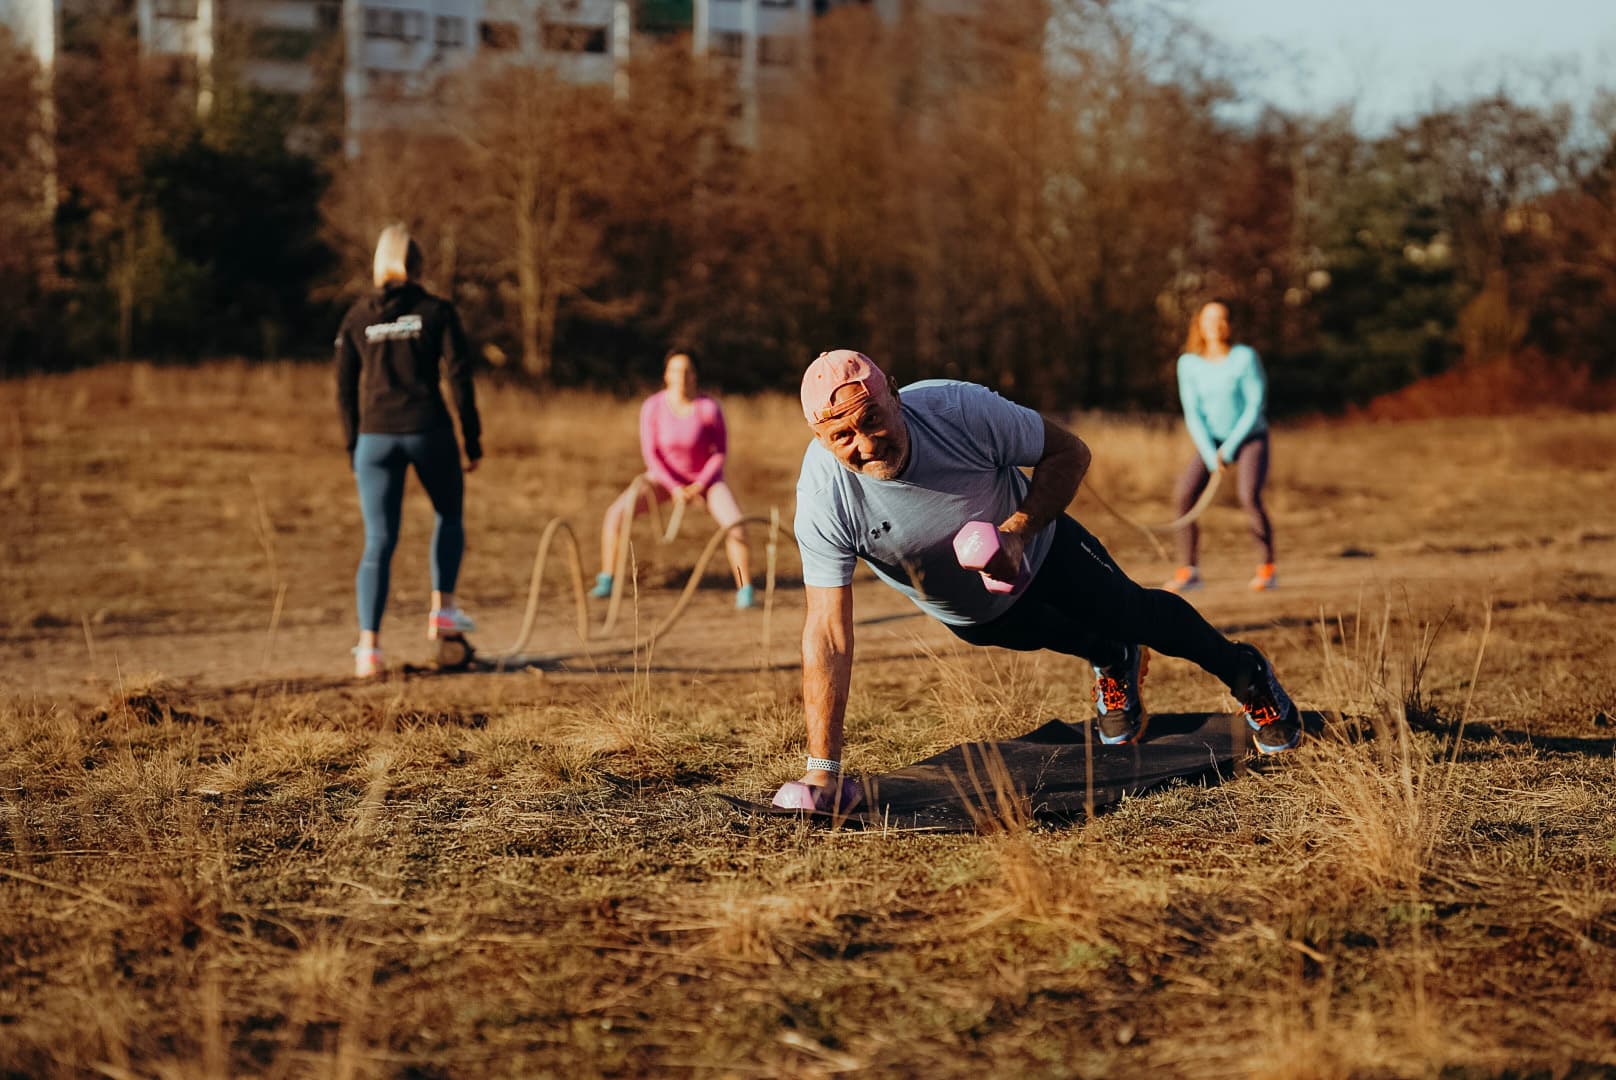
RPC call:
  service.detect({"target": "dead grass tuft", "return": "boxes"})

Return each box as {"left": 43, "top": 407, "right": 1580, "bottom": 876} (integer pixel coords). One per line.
{"left": 647, "top": 880, "right": 852, "bottom": 966}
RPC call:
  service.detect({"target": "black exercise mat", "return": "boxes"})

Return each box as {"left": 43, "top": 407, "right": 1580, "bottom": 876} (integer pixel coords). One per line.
{"left": 723, "top": 712, "right": 1272, "bottom": 833}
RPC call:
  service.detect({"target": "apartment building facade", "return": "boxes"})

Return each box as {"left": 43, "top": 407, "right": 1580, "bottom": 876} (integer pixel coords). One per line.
{"left": 3, "top": 0, "right": 893, "bottom": 150}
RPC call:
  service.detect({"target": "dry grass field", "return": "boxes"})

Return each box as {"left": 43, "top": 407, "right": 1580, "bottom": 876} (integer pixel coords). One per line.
{"left": 2, "top": 362, "right": 1615, "bottom": 1078}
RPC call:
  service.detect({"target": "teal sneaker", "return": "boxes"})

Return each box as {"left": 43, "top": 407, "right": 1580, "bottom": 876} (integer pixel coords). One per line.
{"left": 735, "top": 583, "right": 757, "bottom": 609}
{"left": 589, "top": 572, "right": 613, "bottom": 599}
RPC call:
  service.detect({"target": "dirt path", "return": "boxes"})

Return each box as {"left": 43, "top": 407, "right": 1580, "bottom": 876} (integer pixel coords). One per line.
{"left": 7, "top": 532, "right": 1609, "bottom": 705}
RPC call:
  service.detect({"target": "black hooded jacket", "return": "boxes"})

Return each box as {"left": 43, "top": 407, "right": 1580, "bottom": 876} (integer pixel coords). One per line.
{"left": 335, "top": 282, "right": 482, "bottom": 460}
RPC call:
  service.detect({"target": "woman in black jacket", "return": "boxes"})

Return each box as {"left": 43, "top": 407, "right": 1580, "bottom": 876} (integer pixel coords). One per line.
{"left": 336, "top": 224, "right": 482, "bottom": 677}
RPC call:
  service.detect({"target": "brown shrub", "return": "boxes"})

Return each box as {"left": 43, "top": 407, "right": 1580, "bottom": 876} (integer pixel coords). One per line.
{"left": 1353, "top": 352, "right": 1616, "bottom": 421}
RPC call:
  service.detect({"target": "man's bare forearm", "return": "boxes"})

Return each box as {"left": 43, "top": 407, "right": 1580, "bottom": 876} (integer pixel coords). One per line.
{"left": 803, "top": 636, "right": 852, "bottom": 763}
{"left": 801, "top": 586, "right": 855, "bottom": 770}
{"left": 1001, "top": 417, "right": 1091, "bottom": 537}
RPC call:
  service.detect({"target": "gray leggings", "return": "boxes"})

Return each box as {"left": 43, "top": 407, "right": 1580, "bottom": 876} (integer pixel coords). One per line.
{"left": 1174, "top": 433, "right": 1273, "bottom": 566}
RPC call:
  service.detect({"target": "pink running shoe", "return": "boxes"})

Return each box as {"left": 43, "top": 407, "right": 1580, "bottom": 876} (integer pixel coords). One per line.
{"left": 428, "top": 607, "right": 477, "bottom": 640}
{"left": 353, "top": 646, "right": 384, "bottom": 678}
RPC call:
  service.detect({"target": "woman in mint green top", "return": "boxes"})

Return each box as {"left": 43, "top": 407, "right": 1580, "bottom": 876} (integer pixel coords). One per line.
{"left": 1164, "top": 301, "right": 1276, "bottom": 593}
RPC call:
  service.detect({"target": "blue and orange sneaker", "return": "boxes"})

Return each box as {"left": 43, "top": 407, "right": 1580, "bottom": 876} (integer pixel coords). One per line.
{"left": 1231, "top": 644, "right": 1301, "bottom": 753}
{"left": 1094, "top": 644, "right": 1149, "bottom": 745}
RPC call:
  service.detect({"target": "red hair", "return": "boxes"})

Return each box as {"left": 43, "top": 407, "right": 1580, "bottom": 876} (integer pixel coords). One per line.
{"left": 1182, "top": 299, "right": 1232, "bottom": 356}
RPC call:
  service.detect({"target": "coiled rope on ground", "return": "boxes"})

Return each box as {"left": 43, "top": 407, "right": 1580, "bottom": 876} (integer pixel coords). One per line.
{"left": 492, "top": 473, "right": 783, "bottom": 665}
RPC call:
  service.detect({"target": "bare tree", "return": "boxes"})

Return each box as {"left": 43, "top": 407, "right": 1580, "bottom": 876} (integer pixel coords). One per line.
{"left": 0, "top": 30, "right": 55, "bottom": 368}
{"left": 323, "top": 131, "right": 474, "bottom": 297}
{"left": 456, "top": 65, "right": 613, "bottom": 382}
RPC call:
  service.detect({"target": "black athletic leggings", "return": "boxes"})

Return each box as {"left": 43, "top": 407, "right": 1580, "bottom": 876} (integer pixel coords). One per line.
{"left": 948, "top": 515, "right": 1247, "bottom": 687}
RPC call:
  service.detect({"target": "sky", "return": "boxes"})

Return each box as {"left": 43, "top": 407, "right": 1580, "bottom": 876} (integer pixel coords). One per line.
{"left": 1184, "top": 0, "right": 1616, "bottom": 128}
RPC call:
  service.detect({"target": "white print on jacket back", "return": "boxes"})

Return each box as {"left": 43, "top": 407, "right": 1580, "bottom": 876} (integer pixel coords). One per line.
{"left": 364, "top": 315, "right": 423, "bottom": 343}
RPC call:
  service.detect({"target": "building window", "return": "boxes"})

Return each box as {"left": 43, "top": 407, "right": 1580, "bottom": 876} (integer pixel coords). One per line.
{"left": 153, "top": 0, "right": 199, "bottom": 18}
{"left": 637, "top": 0, "right": 691, "bottom": 31}
{"left": 434, "top": 15, "right": 465, "bottom": 47}
{"left": 760, "top": 0, "right": 795, "bottom": 7}
{"left": 479, "top": 19, "right": 520, "bottom": 48}
{"left": 364, "top": 7, "right": 424, "bottom": 40}
{"left": 317, "top": 2, "right": 341, "bottom": 30}
{"left": 251, "top": 25, "right": 321, "bottom": 60}
{"left": 540, "top": 21, "right": 607, "bottom": 52}
{"left": 363, "top": 7, "right": 397, "bottom": 38}
{"left": 713, "top": 30, "right": 742, "bottom": 58}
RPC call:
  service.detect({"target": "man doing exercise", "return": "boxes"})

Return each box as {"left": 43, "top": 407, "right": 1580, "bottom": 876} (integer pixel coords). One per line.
{"left": 789, "top": 350, "right": 1302, "bottom": 804}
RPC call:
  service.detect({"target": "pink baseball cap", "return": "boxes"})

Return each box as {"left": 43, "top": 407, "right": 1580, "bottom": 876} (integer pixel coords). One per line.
{"left": 800, "top": 349, "right": 889, "bottom": 424}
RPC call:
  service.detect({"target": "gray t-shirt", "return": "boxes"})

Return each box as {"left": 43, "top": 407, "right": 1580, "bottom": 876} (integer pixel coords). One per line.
{"left": 794, "top": 380, "right": 1055, "bottom": 627}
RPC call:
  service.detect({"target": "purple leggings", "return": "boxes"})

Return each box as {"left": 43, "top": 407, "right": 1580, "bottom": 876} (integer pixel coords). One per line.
{"left": 1174, "top": 434, "right": 1273, "bottom": 566}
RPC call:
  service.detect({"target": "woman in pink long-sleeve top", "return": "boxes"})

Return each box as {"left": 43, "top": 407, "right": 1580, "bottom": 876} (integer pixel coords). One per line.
{"left": 592, "top": 350, "right": 756, "bottom": 608}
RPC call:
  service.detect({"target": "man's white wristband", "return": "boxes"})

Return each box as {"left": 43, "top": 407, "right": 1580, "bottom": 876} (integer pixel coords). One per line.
{"left": 806, "top": 756, "right": 841, "bottom": 775}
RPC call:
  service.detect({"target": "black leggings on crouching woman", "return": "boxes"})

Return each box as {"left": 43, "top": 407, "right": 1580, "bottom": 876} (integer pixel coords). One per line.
{"left": 948, "top": 515, "right": 1249, "bottom": 686}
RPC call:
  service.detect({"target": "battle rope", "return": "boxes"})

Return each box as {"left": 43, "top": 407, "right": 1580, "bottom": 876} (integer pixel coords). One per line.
{"left": 492, "top": 473, "right": 782, "bottom": 664}
{"left": 1081, "top": 465, "right": 1225, "bottom": 561}
{"left": 489, "top": 462, "right": 1219, "bottom": 666}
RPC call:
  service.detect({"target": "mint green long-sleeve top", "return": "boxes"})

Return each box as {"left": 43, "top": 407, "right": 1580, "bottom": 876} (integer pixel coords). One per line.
{"left": 1176, "top": 345, "right": 1269, "bottom": 470}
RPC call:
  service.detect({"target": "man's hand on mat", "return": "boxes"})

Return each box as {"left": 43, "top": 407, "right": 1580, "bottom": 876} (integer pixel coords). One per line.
{"left": 786, "top": 773, "right": 861, "bottom": 813}
{"left": 775, "top": 772, "right": 866, "bottom": 814}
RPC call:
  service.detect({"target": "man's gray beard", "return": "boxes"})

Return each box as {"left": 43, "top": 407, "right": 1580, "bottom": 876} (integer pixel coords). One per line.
{"left": 862, "top": 461, "right": 902, "bottom": 480}
{"left": 865, "top": 428, "right": 910, "bottom": 480}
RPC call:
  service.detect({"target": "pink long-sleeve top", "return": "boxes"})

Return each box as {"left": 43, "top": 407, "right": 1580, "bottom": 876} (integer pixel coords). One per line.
{"left": 639, "top": 390, "right": 727, "bottom": 494}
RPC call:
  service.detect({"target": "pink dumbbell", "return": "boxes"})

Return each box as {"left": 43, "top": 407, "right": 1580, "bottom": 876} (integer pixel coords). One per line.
{"left": 952, "top": 521, "right": 1029, "bottom": 595}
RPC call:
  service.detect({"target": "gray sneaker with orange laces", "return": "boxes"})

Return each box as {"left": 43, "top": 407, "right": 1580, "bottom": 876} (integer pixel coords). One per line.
{"left": 1093, "top": 644, "right": 1149, "bottom": 745}
{"left": 1231, "top": 644, "right": 1302, "bottom": 753}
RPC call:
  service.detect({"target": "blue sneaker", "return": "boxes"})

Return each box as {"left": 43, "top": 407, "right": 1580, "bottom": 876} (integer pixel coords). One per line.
{"left": 735, "top": 583, "right": 757, "bottom": 609}
{"left": 1231, "top": 644, "right": 1302, "bottom": 754}
{"left": 428, "top": 607, "right": 476, "bottom": 639}
{"left": 1093, "top": 644, "right": 1148, "bottom": 745}
{"left": 589, "top": 572, "right": 613, "bottom": 599}
{"left": 353, "top": 646, "right": 384, "bottom": 679}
